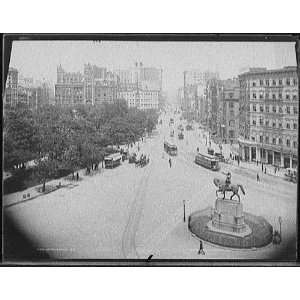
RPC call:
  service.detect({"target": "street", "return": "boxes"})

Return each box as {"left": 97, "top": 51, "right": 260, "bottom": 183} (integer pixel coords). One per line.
{"left": 4, "top": 111, "right": 297, "bottom": 260}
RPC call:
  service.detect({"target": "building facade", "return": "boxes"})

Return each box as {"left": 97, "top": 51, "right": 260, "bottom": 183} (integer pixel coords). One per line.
{"left": 238, "top": 66, "right": 298, "bottom": 168}
{"left": 4, "top": 68, "right": 18, "bottom": 107}
{"left": 222, "top": 81, "right": 240, "bottom": 144}
{"left": 55, "top": 65, "right": 84, "bottom": 105}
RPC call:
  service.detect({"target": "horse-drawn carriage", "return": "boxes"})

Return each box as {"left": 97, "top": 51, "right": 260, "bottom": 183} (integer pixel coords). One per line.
{"left": 135, "top": 155, "right": 150, "bottom": 168}
{"left": 128, "top": 153, "right": 137, "bottom": 164}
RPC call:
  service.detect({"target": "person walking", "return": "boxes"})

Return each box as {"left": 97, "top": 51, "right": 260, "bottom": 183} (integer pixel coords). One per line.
{"left": 262, "top": 162, "right": 264, "bottom": 172}
{"left": 198, "top": 240, "right": 205, "bottom": 255}
{"left": 169, "top": 158, "right": 172, "bottom": 168}
{"left": 76, "top": 172, "right": 79, "bottom": 181}
{"left": 257, "top": 173, "right": 260, "bottom": 182}
{"left": 264, "top": 167, "right": 266, "bottom": 174}
{"left": 256, "top": 160, "right": 258, "bottom": 166}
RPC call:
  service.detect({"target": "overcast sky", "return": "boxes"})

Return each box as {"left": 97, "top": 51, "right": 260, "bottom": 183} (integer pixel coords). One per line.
{"left": 9, "top": 41, "right": 297, "bottom": 99}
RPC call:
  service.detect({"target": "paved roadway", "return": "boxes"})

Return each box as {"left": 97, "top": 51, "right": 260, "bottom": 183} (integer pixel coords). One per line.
{"left": 4, "top": 110, "right": 297, "bottom": 260}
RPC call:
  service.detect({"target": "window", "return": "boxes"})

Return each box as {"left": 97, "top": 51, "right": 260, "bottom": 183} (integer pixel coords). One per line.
{"left": 259, "top": 80, "right": 263, "bottom": 86}
{"left": 259, "top": 118, "right": 263, "bottom": 125}
{"left": 252, "top": 82, "right": 256, "bottom": 87}
{"left": 286, "top": 94, "right": 290, "bottom": 100}
{"left": 253, "top": 104, "right": 256, "bottom": 112}
{"left": 252, "top": 93, "right": 257, "bottom": 99}
{"left": 272, "top": 80, "right": 276, "bottom": 86}
{"left": 272, "top": 106, "right": 276, "bottom": 113}
{"left": 294, "top": 106, "right": 298, "bottom": 114}
{"left": 279, "top": 122, "right": 282, "bottom": 128}
{"left": 260, "top": 105, "right": 264, "bottom": 112}
{"left": 293, "top": 78, "right": 297, "bottom": 86}
{"left": 293, "top": 123, "right": 297, "bottom": 130}
{"left": 272, "top": 94, "right": 276, "bottom": 100}
{"left": 251, "top": 136, "right": 255, "bottom": 141}
{"left": 273, "top": 122, "right": 276, "bottom": 128}
{"left": 286, "top": 123, "right": 290, "bottom": 129}
{"left": 287, "top": 139, "right": 290, "bottom": 147}
{"left": 279, "top": 107, "right": 283, "bottom": 113}
{"left": 266, "top": 79, "right": 269, "bottom": 86}
{"left": 286, "top": 78, "right": 290, "bottom": 86}
{"left": 293, "top": 141, "right": 297, "bottom": 148}
{"left": 265, "top": 93, "right": 269, "bottom": 99}
{"left": 293, "top": 95, "right": 297, "bottom": 100}
{"left": 279, "top": 138, "right": 282, "bottom": 145}
{"left": 266, "top": 106, "right": 269, "bottom": 113}
{"left": 265, "top": 136, "right": 269, "bottom": 143}
{"left": 279, "top": 79, "right": 282, "bottom": 85}
{"left": 252, "top": 119, "right": 256, "bottom": 125}
{"left": 229, "top": 102, "right": 234, "bottom": 108}
{"left": 287, "top": 106, "right": 290, "bottom": 114}
{"left": 279, "top": 93, "right": 282, "bottom": 99}
{"left": 265, "top": 120, "right": 269, "bottom": 126}
{"left": 272, "top": 138, "right": 276, "bottom": 145}
{"left": 260, "top": 136, "right": 263, "bottom": 143}
{"left": 259, "top": 93, "right": 263, "bottom": 99}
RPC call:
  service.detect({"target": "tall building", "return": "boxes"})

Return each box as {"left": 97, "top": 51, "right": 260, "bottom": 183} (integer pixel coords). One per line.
{"left": 83, "top": 64, "right": 107, "bottom": 104}
{"left": 182, "top": 70, "right": 219, "bottom": 119}
{"left": 55, "top": 65, "right": 84, "bottom": 105}
{"left": 221, "top": 79, "right": 240, "bottom": 144}
{"left": 238, "top": 66, "right": 298, "bottom": 168}
{"left": 116, "top": 63, "right": 162, "bottom": 110}
{"left": 4, "top": 68, "right": 18, "bottom": 107}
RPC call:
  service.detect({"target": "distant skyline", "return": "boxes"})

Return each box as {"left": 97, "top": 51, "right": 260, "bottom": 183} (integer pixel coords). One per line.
{"left": 9, "top": 41, "right": 297, "bottom": 100}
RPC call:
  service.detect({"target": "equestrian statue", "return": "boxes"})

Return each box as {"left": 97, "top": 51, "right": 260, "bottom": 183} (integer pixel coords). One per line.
{"left": 213, "top": 172, "right": 245, "bottom": 202}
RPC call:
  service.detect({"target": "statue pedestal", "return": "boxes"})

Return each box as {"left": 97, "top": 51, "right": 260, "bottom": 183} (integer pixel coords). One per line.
{"left": 207, "top": 198, "right": 252, "bottom": 237}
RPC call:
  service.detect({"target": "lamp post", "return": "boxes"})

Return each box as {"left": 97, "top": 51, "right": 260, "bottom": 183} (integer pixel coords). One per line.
{"left": 183, "top": 200, "right": 186, "bottom": 222}
{"left": 278, "top": 216, "right": 282, "bottom": 237}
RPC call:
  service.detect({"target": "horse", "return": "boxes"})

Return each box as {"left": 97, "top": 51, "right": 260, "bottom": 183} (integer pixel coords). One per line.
{"left": 213, "top": 178, "right": 245, "bottom": 202}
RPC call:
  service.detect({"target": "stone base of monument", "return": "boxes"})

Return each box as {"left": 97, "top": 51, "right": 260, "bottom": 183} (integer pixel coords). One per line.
{"left": 207, "top": 198, "right": 252, "bottom": 237}
{"left": 188, "top": 206, "right": 273, "bottom": 249}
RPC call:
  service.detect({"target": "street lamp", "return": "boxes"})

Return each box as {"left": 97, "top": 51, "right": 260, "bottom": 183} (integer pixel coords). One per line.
{"left": 183, "top": 200, "right": 186, "bottom": 222}
{"left": 278, "top": 216, "right": 282, "bottom": 237}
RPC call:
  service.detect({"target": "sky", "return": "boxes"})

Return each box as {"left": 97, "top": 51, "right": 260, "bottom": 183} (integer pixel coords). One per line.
{"left": 9, "top": 41, "right": 297, "bottom": 100}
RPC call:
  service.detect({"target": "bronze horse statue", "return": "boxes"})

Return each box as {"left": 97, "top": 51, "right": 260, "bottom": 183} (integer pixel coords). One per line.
{"left": 213, "top": 178, "right": 245, "bottom": 202}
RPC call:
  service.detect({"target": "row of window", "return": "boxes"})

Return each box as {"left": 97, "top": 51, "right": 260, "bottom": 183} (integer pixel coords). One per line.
{"left": 252, "top": 93, "right": 297, "bottom": 101}
{"left": 252, "top": 78, "right": 298, "bottom": 87}
{"left": 252, "top": 135, "right": 297, "bottom": 148}
{"left": 252, "top": 104, "right": 298, "bottom": 114}
{"left": 252, "top": 118, "right": 297, "bottom": 130}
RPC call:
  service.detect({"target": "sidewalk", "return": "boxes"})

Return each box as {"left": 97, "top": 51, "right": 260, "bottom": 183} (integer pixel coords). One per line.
{"left": 3, "top": 167, "right": 100, "bottom": 208}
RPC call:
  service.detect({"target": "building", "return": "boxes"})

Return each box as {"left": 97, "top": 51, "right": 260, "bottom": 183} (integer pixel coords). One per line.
{"left": 222, "top": 79, "right": 240, "bottom": 144}
{"left": 55, "top": 65, "right": 84, "bottom": 105}
{"left": 94, "top": 78, "right": 118, "bottom": 105}
{"left": 83, "top": 64, "right": 107, "bottom": 104}
{"left": 182, "top": 70, "right": 219, "bottom": 121}
{"left": 115, "top": 63, "right": 162, "bottom": 110}
{"left": 4, "top": 68, "right": 18, "bottom": 107}
{"left": 238, "top": 66, "right": 298, "bottom": 168}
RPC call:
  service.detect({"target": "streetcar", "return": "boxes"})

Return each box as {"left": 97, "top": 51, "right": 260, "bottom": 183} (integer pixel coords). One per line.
{"left": 104, "top": 153, "right": 122, "bottom": 168}
{"left": 195, "top": 152, "right": 220, "bottom": 171}
{"left": 164, "top": 141, "right": 178, "bottom": 156}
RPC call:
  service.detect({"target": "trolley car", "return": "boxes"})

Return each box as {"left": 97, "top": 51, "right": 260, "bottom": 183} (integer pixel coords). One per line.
{"left": 195, "top": 152, "right": 219, "bottom": 171}
{"left": 164, "top": 141, "right": 178, "bottom": 156}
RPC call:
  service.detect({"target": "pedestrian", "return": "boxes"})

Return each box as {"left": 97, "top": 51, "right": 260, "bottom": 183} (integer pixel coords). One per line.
{"left": 198, "top": 240, "right": 205, "bottom": 255}
{"left": 169, "top": 158, "right": 172, "bottom": 168}
{"left": 274, "top": 166, "right": 276, "bottom": 174}
{"left": 76, "top": 172, "right": 79, "bottom": 181}
{"left": 230, "top": 153, "right": 232, "bottom": 159}
{"left": 256, "top": 160, "right": 258, "bottom": 166}
{"left": 257, "top": 173, "right": 260, "bottom": 182}
{"left": 262, "top": 163, "right": 264, "bottom": 172}
{"left": 264, "top": 167, "right": 266, "bottom": 174}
